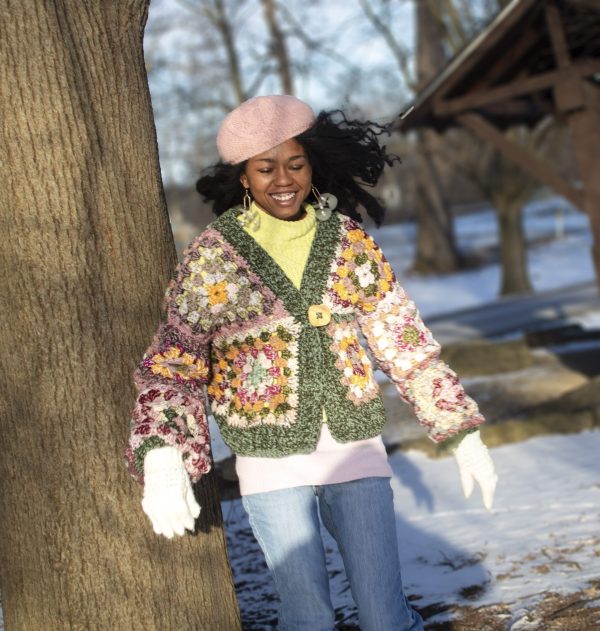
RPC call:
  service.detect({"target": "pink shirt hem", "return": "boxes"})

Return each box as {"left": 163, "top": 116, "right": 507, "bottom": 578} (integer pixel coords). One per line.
{"left": 236, "top": 424, "right": 392, "bottom": 496}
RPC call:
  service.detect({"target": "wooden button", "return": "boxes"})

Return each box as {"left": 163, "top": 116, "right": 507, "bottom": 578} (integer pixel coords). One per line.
{"left": 308, "top": 304, "right": 331, "bottom": 327}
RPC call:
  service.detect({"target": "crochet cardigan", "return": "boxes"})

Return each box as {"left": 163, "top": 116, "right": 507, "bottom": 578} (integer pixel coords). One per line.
{"left": 125, "top": 207, "right": 485, "bottom": 483}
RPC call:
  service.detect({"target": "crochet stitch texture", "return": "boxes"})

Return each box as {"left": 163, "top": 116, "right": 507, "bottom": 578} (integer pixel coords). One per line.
{"left": 125, "top": 207, "right": 485, "bottom": 483}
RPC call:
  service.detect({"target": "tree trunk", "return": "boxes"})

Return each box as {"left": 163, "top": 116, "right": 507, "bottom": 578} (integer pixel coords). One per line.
{"left": 261, "top": 0, "right": 294, "bottom": 94}
{"left": 497, "top": 201, "right": 533, "bottom": 295}
{"left": 413, "top": 0, "right": 461, "bottom": 274}
{"left": 0, "top": 2, "right": 241, "bottom": 630}
{"left": 214, "top": 0, "right": 247, "bottom": 104}
{"left": 413, "top": 129, "right": 461, "bottom": 273}
{"left": 563, "top": 81, "right": 600, "bottom": 292}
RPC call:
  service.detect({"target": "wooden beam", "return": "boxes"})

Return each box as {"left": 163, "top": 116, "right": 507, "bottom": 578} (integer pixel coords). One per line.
{"left": 546, "top": 2, "right": 571, "bottom": 67}
{"left": 435, "top": 60, "right": 600, "bottom": 116}
{"left": 466, "top": 22, "right": 544, "bottom": 93}
{"left": 566, "top": 0, "right": 600, "bottom": 10}
{"left": 546, "top": 1, "right": 588, "bottom": 112}
{"left": 457, "top": 113, "right": 584, "bottom": 210}
{"left": 432, "top": 0, "right": 539, "bottom": 101}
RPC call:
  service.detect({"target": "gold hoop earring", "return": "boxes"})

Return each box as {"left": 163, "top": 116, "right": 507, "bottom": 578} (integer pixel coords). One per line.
{"left": 311, "top": 185, "right": 337, "bottom": 221}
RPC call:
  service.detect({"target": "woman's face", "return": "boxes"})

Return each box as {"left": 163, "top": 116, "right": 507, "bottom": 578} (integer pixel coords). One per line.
{"left": 240, "top": 138, "right": 312, "bottom": 221}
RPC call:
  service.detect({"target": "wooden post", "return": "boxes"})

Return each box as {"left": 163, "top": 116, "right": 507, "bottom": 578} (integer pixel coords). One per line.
{"left": 456, "top": 113, "right": 584, "bottom": 210}
{"left": 547, "top": 1, "right": 600, "bottom": 290}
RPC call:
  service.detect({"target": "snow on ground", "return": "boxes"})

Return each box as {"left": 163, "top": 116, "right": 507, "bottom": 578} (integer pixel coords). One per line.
{"left": 224, "top": 430, "right": 600, "bottom": 629}
{"left": 1, "top": 197, "right": 596, "bottom": 630}
{"left": 220, "top": 196, "right": 600, "bottom": 628}
{"left": 375, "top": 196, "right": 595, "bottom": 318}
{"left": 390, "top": 431, "right": 600, "bottom": 620}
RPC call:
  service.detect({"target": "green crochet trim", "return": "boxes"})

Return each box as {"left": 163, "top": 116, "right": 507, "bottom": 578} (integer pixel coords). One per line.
{"left": 214, "top": 207, "right": 341, "bottom": 322}
{"left": 437, "top": 426, "right": 479, "bottom": 454}
{"left": 133, "top": 435, "right": 165, "bottom": 474}
{"left": 320, "top": 325, "right": 387, "bottom": 442}
{"left": 211, "top": 209, "right": 388, "bottom": 456}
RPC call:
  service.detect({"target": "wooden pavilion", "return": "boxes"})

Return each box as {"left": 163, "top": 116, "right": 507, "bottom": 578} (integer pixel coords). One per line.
{"left": 398, "top": 0, "right": 600, "bottom": 288}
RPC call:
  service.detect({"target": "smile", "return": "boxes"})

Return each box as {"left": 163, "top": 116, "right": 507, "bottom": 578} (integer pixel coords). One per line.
{"left": 270, "top": 192, "right": 296, "bottom": 201}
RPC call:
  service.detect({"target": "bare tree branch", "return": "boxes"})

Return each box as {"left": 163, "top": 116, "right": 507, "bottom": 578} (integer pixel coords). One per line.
{"left": 357, "top": 0, "right": 415, "bottom": 88}
{"left": 277, "top": 3, "right": 362, "bottom": 73}
{"left": 261, "top": 0, "right": 294, "bottom": 94}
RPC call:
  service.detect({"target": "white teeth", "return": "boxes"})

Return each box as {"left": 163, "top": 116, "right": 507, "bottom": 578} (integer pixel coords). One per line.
{"left": 271, "top": 192, "right": 295, "bottom": 201}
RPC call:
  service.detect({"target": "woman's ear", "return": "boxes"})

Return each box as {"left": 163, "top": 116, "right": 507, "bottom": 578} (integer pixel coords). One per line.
{"left": 240, "top": 173, "right": 249, "bottom": 189}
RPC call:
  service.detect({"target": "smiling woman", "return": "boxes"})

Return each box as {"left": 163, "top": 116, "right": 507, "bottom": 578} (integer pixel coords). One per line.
{"left": 240, "top": 139, "right": 312, "bottom": 221}
{"left": 126, "top": 94, "right": 498, "bottom": 631}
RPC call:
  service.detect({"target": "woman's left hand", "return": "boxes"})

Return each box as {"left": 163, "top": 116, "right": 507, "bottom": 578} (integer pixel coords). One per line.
{"left": 453, "top": 430, "right": 498, "bottom": 511}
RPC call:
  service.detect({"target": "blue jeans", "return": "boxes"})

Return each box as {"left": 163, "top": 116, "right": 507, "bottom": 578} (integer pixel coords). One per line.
{"left": 242, "top": 477, "right": 424, "bottom": 631}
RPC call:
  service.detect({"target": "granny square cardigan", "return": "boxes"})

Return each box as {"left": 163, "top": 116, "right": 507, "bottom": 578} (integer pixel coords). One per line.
{"left": 125, "top": 207, "right": 485, "bottom": 483}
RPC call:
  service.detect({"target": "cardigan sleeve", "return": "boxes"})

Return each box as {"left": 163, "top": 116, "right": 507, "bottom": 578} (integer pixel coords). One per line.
{"left": 350, "top": 226, "right": 485, "bottom": 443}
{"left": 124, "top": 240, "right": 214, "bottom": 484}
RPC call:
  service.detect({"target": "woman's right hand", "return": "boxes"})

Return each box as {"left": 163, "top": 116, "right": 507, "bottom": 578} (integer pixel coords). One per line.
{"left": 141, "top": 446, "right": 201, "bottom": 538}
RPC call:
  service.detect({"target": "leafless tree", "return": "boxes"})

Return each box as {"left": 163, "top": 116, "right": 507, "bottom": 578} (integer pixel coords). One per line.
{"left": 358, "top": 0, "right": 462, "bottom": 273}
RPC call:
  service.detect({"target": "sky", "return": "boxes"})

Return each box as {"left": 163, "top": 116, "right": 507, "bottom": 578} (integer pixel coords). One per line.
{"left": 144, "top": 0, "right": 416, "bottom": 183}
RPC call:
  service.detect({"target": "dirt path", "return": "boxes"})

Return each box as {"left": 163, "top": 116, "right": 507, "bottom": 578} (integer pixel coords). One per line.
{"left": 422, "top": 582, "right": 600, "bottom": 630}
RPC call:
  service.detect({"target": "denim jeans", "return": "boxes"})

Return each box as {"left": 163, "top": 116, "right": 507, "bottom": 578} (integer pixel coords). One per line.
{"left": 242, "top": 477, "right": 424, "bottom": 631}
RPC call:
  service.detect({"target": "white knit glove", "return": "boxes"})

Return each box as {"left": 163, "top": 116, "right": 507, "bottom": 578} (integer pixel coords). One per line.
{"left": 142, "top": 446, "right": 201, "bottom": 538}
{"left": 453, "top": 430, "right": 498, "bottom": 511}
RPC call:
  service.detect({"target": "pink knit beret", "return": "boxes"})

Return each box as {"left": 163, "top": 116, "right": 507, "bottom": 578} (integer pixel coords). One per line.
{"left": 216, "top": 95, "right": 316, "bottom": 164}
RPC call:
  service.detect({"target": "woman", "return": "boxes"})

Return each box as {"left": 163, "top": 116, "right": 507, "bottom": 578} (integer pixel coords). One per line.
{"left": 125, "top": 95, "right": 498, "bottom": 631}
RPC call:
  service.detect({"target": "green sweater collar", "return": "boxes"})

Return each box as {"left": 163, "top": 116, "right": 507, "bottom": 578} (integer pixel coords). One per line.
{"left": 215, "top": 206, "right": 340, "bottom": 320}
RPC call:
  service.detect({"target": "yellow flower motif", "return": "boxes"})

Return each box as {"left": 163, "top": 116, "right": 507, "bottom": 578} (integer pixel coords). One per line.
{"left": 180, "top": 352, "right": 195, "bottom": 365}
{"left": 187, "top": 362, "right": 209, "bottom": 380}
{"left": 149, "top": 346, "right": 208, "bottom": 382}
{"left": 207, "top": 281, "right": 228, "bottom": 305}
{"left": 350, "top": 373, "right": 369, "bottom": 388}
{"left": 342, "top": 247, "right": 355, "bottom": 261}
{"left": 151, "top": 364, "right": 174, "bottom": 379}
{"left": 333, "top": 281, "right": 349, "bottom": 299}
{"left": 337, "top": 266, "right": 349, "bottom": 278}
{"left": 347, "top": 229, "right": 364, "bottom": 243}
{"left": 162, "top": 347, "right": 182, "bottom": 361}
{"left": 379, "top": 279, "right": 390, "bottom": 293}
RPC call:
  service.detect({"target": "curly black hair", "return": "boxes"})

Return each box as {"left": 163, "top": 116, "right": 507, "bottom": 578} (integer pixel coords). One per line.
{"left": 195, "top": 109, "right": 399, "bottom": 225}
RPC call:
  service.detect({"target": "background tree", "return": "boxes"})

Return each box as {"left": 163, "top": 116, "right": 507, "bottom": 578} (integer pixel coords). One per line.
{"left": 145, "top": 0, "right": 306, "bottom": 184}
{"left": 0, "top": 2, "right": 241, "bottom": 629}
{"left": 439, "top": 120, "right": 566, "bottom": 295}
{"left": 145, "top": 0, "right": 397, "bottom": 189}
{"left": 431, "top": 0, "right": 566, "bottom": 295}
{"left": 412, "top": 0, "right": 461, "bottom": 273}
{"left": 358, "top": 0, "right": 461, "bottom": 273}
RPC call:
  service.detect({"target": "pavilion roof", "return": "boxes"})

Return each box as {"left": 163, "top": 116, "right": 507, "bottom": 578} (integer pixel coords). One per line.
{"left": 398, "top": 0, "right": 600, "bottom": 132}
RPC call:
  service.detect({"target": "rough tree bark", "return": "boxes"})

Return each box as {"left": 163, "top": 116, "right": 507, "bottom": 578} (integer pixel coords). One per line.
{"left": 0, "top": 2, "right": 241, "bottom": 630}
{"left": 413, "top": 0, "right": 461, "bottom": 274}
